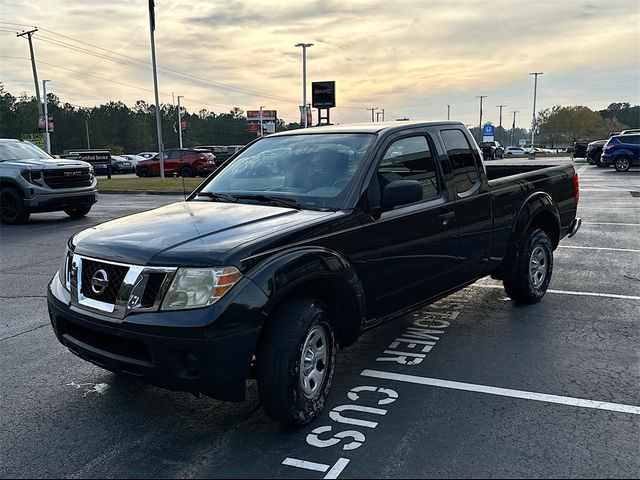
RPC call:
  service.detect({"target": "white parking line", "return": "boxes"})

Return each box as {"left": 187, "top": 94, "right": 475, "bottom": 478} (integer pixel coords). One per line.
{"left": 360, "top": 370, "right": 640, "bottom": 415}
{"left": 473, "top": 283, "right": 640, "bottom": 300}
{"left": 583, "top": 222, "right": 640, "bottom": 226}
{"left": 558, "top": 245, "right": 640, "bottom": 253}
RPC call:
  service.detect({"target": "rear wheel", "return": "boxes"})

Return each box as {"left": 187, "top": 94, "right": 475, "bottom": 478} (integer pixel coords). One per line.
{"left": 64, "top": 206, "right": 91, "bottom": 218}
{"left": 257, "top": 297, "right": 336, "bottom": 425}
{"left": 180, "top": 166, "right": 193, "bottom": 177}
{"left": 503, "top": 229, "right": 553, "bottom": 304}
{"left": 614, "top": 156, "right": 631, "bottom": 172}
{"left": 137, "top": 167, "right": 150, "bottom": 177}
{"left": 0, "top": 187, "right": 29, "bottom": 224}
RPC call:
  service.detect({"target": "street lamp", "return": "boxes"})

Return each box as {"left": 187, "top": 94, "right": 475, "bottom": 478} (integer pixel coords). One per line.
{"left": 529, "top": 72, "right": 543, "bottom": 148}
{"left": 476, "top": 95, "right": 487, "bottom": 142}
{"left": 295, "top": 43, "right": 313, "bottom": 128}
{"left": 176, "top": 95, "right": 184, "bottom": 148}
{"left": 42, "top": 79, "right": 51, "bottom": 154}
{"left": 259, "top": 105, "right": 265, "bottom": 137}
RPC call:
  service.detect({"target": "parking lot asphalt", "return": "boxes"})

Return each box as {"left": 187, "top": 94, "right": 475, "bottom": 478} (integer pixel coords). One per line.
{"left": 1, "top": 159, "right": 638, "bottom": 478}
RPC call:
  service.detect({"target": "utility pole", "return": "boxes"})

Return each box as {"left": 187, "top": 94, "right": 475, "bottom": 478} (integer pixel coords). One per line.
{"left": 529, "top": 72, "right": 543, "bottom": 147}
{"left": 446, "top": 104, "right": 451, "bottom": 120}
{"left": 148, "top": 0, "right": 165, "bottom": 179}
{"left": 380, "top": 108, "right": 385, "bottom": 122}
{"left": 16, "top": 28, "right": 44, "bottom": 121}
{"left": 475, "top": 96, "right": 487, "bottom": 142}
{"left": 42, "top": 80, "right": 51, "bottom": 154}
{"left": 177, "top": 95, "right": 184, "bottom": 148}
{"left": 510, "top": 110, "right": 519, "bottom": 147}
{"left": 366, "top": 107, "right": 377, "bottom": 122}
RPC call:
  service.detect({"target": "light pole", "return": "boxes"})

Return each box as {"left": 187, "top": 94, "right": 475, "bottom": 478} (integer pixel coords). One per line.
{"left": 366, "top": 107, "right": 377, "bottom": 122}
{"left": 85, "top": 115, "right": 91, "bottom": 148}
{"left": 476, "top": 96, "right": 487, "bottom": 142}
{"left": 259, "top": 105, "right": 265, "bottom": 137}
{"left": 148, "top": 0, "right": 165, "bottom": 179}
{"left": 42, "top": 80, "right": 51, "bottom": 154}
{"left": 529, "top": 72, "right": 543, "bottom": 147}
{"left": 510, "top": 110, "right": 519, "bottom": 147}
{"left": 447, "top": 104, "right": 451, "bottom": 120}
{"left": 295, "top": 43, "right": 313, "bottom": 128}
{"left": 177, "top": 95, "right": 184, "bottom": 148}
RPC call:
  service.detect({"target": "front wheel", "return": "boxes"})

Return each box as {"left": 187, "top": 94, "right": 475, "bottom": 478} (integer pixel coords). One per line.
{"left": 614, "top": 156, "right": 631, "bottom": 172}
{"left": 1, "top": 187, "right": 30, "bottom": 224}
{"left": 137, "top": 167, "right": 150, "bottom": 177}
{"left": 257, "top": 297, "right": 336, "bottom": 425}
{"left": 64, "top": 206, "right": 91, "bottom": 218}
{"left": 503, "top": 229, "right": 553, "bottom": 304}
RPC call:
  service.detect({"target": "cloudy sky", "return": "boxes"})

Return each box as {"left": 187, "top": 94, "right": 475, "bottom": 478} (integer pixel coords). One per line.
{"left": 1, "top": 0, "right": 638, "bottom": 128}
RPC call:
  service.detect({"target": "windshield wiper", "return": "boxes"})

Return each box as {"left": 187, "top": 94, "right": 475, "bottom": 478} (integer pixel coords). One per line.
{"left": 194, "top": 191, "right": 237, "bottom": 203}
{"left": 231, "top": 194, "right": 305, "bottom": 210}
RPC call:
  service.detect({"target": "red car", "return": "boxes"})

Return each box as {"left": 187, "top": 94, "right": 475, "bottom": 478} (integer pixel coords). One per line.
{"left": 135, "top": 148, "right": 217, "bottom": 177}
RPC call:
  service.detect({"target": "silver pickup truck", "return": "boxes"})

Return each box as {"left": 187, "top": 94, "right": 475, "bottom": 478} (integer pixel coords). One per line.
{"left": 0, "top": 139, "right": 98, "bottom": 224}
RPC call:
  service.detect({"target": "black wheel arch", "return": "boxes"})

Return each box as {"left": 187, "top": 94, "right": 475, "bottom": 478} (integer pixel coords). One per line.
{"left": 492, "top": 192, "right": 561, "bottom": 280}
{"left": 245, "top": 246, "right": 366, "bottom": 348}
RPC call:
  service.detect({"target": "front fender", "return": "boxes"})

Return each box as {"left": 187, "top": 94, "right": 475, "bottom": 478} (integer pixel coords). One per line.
{"left": 243, "top": 246, "right": 366, "bottom": 341}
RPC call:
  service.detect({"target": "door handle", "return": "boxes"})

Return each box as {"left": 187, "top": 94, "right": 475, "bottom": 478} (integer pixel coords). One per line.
{"left": 438, "top": 211, "right": 456, "bottom": 225}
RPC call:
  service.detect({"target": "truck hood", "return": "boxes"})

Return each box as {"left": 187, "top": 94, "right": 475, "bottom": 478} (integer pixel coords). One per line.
{"left": 1, "top": 158, "right": 92, "bottom": 170}
{"left": 72, "top": 201, "right": 337, "bottom": 266}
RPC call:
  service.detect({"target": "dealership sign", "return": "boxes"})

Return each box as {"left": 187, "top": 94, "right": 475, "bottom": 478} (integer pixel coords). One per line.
{"left": 312, "top": 81, "right": 335, "bottom": 108}
{"left": 246, "top": 110, "right": 277, "bottom": 136}
{"left": 246, "top": 110, "right": 277, "bottom": 122}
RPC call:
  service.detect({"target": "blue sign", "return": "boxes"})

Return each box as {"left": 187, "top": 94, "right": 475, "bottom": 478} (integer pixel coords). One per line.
{"left": 482, "top": 124, "right": 495, "bottom": 136}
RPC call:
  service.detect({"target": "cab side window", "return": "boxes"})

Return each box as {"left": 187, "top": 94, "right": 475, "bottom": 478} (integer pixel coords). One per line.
{"left": 166, "top": 150, "right": 181, "bottom": 159}
{"left": 440, "top": 129, "right": 481, "bottom": 194}
{"left": 378, "top": 136, "right": 440, "bottom": 201}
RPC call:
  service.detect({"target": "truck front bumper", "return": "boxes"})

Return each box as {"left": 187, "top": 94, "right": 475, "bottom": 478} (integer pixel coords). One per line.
{"left": 47, "top": 279, "right": 262, "bottom": 401}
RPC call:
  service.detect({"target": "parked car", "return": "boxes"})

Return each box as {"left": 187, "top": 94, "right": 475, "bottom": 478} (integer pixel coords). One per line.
{"left": 121, "top": 154, "right": 144, "bottom": 167}
{"left": 0, "top": 138, "right": 98, "bottom": 224}
{"left": 572, "top": 141, "right": 590, "bottom": 159}
{"left": 48, "top": 121, "right": 581, "bottom": 425}
{"left": 226, "top": 145, "right": 245, "bottom": 156}
{"left": 110, "top": 155, "right": 135, "bottom": 174}
{"left": 478, "top": 141, "right": 504, "bottom": 160}
{"left": 135, "top": 148, "right": 217, "bottom": 177}
{"left": 137, "top": 151, "right": 157, "bottom": 159}
{"left": 504, "top": 146, "right": 529, "bottom": 156}
{"left": 586, "top": 140, "right": 607, "bottom": 167}
{"left": 195, "top": 145, "right": 233, "bottom": 163}
{"left": 600, "top": 133, "right": 640, "bottom": 172}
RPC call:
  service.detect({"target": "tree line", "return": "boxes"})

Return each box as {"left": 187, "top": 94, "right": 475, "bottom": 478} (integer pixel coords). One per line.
{"left": 0, "top": 83, "right": 637, "bottom": 153}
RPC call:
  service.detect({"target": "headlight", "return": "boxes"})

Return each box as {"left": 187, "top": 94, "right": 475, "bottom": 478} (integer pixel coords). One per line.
{"left": 20, "top": 169, "right": 44, "bottom": 185}
{"left": 161, "top": 267, "right": 242, "bottom": 310}
{"left": 58, "top": 248, "right": 72, "bottom": 291}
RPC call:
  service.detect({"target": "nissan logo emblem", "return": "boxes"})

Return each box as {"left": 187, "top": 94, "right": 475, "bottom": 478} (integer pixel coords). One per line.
{"left": 90, "top": 269, "right": 109, "bottom": 295}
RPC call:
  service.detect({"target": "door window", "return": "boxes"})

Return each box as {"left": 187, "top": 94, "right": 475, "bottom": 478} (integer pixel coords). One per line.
{"left": 440, "top": 129, "right": 481, "bottom": 194}
{"left": 378, "top": 135, "right": 440, "bottom": 201}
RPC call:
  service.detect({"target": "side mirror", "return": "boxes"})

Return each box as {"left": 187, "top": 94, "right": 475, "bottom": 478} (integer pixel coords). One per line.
{"left": 380, "top": 180, "right": 423, "bottom": 211}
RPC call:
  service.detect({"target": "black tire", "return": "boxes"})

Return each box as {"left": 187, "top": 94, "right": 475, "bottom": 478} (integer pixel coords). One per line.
{"left": 64, "top": 206, "right": 91, "bottom": 218}
{"left": 503, "top": 229, "right": 553, "bottom": 304}
{"left": 614, "top": 156, "right": 631, "bottom": 172}
{"left": 180, "top": 166, "right": 193, "bottom": 178}
{"left": 257, "top": 297, "right": 336, "bottom": 426}
{"left": 1, "top": 187, "right": 30, "bottom": 225}
{"left": 137, "top": 167, "right": 150, "bottom": 178}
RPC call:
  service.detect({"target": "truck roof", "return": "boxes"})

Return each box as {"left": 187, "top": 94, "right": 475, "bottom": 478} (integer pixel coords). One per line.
{"left": 270, "top": 120, "right": 465, "bottom": 137}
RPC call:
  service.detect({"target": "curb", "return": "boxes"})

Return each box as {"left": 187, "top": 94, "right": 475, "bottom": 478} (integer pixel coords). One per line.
{"left": 99, "top": 190, "right": 188, "bottom": 195}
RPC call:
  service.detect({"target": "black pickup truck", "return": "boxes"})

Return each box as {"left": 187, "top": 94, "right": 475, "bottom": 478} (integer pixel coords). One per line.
{"left": 48, "top": 122, "right": 581, "bottom": 425}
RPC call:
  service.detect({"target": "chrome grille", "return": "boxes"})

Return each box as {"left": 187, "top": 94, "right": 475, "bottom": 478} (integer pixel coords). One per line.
{"left": 81, "top": 259, "right": 129, "bottom": 304}
{"left": 44, "top": 168, "right": 92, "bottom": 189}
{"left": 69, "top": 253, "right": 176, "bottom": 319}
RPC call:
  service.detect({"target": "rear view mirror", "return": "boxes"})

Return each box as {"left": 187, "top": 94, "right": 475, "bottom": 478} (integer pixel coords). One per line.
{"left": 381, "top": 180, "right": 423, "bottom": 211}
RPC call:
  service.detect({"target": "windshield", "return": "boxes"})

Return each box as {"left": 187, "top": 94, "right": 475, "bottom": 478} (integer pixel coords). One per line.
{"left": 199, "top": 133, "right": 375, "bottom": 210}
{"left": 0, "top": 141, "right": 52, "bottom": 161}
